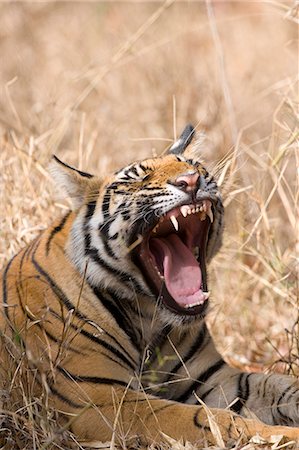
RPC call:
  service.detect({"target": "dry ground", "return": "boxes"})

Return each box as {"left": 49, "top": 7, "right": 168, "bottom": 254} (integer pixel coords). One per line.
{"left": 0, "top": 1, "right": 298, "bottom": 449}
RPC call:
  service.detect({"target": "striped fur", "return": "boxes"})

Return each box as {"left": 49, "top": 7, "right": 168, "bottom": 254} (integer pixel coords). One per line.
{"left": 1, "top": 133, "right": 299, "bottom": 445}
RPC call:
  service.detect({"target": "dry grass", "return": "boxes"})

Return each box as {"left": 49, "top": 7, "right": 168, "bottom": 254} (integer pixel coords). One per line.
{"left": 0, "top": 1, "right": 298, "bottom": 449}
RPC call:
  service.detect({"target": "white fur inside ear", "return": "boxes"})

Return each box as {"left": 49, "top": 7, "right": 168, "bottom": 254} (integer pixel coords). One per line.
{"left": 49, "top": 158, "right": 91, "bottom": 210}
{"left": 169, "top": 137, "right": 184, "bottom": 153}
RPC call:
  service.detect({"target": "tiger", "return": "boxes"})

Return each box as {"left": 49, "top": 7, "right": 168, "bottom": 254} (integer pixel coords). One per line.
{"left": 1, "top": 124, "right": 299, "bottom": 447}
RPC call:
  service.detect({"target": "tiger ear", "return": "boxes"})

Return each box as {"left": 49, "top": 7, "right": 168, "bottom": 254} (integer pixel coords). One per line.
{"left": 49, "top": 155, "right": 97, "bottom": 209}
{"left": 168, "top": 124, "right": 195, "bottom": 155}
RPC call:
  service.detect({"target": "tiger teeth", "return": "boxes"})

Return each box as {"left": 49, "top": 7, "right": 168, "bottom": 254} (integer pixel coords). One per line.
{"left": 184, "top": 292, "right": 210, "bottom": 308}
{"left": 207, "top": 209, "right": 213, "bottom": 223}
{"left": 180, "top": 205, "right": 189, "bottom": 217}
{"left": 170, "top": 215, "right": 179, "bottom": 231}
{"left": 155, "top": 202, "right": 212, "bottom": 233}
{"left": 185, "top": 302, "right": 199, "bottom": 308}
{"left": 152, "top": 224, "right": 158, "bottom": 233}
{"left": 206, "top": 204, "right": 214, "bottom": 223}
{"left": 184, "top": 300, "right": 204, "bottom": 308}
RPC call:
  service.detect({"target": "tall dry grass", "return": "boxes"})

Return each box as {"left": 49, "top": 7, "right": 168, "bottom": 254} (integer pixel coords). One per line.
{"left": 0, "top": 1, "right": 298, "bottom": 449}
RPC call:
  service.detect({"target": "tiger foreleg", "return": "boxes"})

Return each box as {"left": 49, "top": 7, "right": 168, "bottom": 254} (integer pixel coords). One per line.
{"left": 196, "top": 364, "right": 299, "bottom": 427}
{"left": 68, "top": 386, "right": 299, "bottom": 446}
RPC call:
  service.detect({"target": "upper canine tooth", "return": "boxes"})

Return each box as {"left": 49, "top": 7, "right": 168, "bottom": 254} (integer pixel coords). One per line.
{"left": 170, "top": 215, "right": 179, "bottom": 231}
{"left": 207, "top": 205, "right": 214, "bottom": 223}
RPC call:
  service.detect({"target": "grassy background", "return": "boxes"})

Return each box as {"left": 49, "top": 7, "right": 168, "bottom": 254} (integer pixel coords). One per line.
{"left": 0, "top": 1, "right": 298, "bottom": 448}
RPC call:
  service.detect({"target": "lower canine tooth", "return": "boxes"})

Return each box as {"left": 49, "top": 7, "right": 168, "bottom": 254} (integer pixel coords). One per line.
{"left": 203, "top": 291, "right": 210, "bottom": 300}
{"left": 170, "top": 215, "right": 179, "bottom": 231}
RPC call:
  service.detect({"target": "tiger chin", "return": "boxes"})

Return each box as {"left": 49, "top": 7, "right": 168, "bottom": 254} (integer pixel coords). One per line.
{"left": 1, "top": 124, "right": 299, "bottom": 447}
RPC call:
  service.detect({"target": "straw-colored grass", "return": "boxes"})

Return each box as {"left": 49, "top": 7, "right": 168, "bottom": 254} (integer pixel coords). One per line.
{"left": 0, "top": 2, "right": 298, "bottom": 449}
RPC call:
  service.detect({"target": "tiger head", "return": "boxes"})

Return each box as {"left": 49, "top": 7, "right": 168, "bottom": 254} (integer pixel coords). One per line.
{"left": 50, "top": 125, "right": 224, "bottom": 325}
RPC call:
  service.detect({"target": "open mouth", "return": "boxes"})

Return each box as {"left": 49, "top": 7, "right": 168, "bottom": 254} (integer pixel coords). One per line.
{"left": 133, "top": 200, "right": 213, "bottom": 316}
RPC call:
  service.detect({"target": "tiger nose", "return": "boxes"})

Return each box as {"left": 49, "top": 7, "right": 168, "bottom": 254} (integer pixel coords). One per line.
{"left": 173, "top": 171, "right": 200, "bottom": 192}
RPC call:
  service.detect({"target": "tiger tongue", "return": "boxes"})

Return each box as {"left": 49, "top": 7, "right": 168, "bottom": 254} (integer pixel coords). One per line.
{"left": 150, "top": 235, "right": 205, "bottom": 307}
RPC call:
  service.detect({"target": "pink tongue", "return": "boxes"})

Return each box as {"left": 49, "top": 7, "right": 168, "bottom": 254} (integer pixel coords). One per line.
{"left": 150, "top": 234, "right": 205, "bottom": 307}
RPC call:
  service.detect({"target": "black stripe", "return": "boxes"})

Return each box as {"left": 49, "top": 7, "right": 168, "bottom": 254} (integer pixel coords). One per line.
{"left": 15, "top": 282, "right": 82, "bottom": 355}
{"left": 48, "top": 305, "right": 137, "bottom": 369}
{"left": 101, "top": 189, "right": 112, "bottom": 222}
{"left": 49, "top": 384, "right": 83, "bottom": 409}
{"left": 166, "top": 323, "right": 207, "bottom": 382}
{"left": 98, "top": 228, "right": 117, "bottom": 259}
{"left": 230, "top": 373, "right": 250, "bottom": 414}
{"left": 30, "top": 368, "right": 84, "bottom": 409}
{"left": 49, "top": 307, "right": 132, "bottom": 370}
{"left": 145, "top": 325, "right": 172, "bottom": 368}
{"left": 52, "top": 156, "right": 93, "bottom": 179}
{"left": 31, "top": 250, "right": 85, "bottom": 319}
{"left": 16, "top": 244, "right": 85, "bottom": 356}
{"left": 78, "top": 323, "right": 138, "bottom": 371}
{"left": 58, "top": 366, "right": 130, "bottom": 387}
{"left": 98, "top": 187, "right": 119, "bottom": 255}
{"left": 83, "top": 198, "right": 97, "bottom": 254}
{"left": 87, "top": 247, "right": 144, "bottom": 293}
{"left": 18, "top": 240, "right": 34, "bottom": 280}
{"left": 276, "top": 384, "right": 297, "bottom": 423}
{"left": 31, "top": 249, "right": 137, "bottom": 371}
{"left": 140, "top": 186, "right": 162, "bottom": 191}
{"left": 92, "top": 286, "right": 142, "bottom": 352}
{"left": 2, "top": 253, "right": 19, "bottom": 323}
{"left": 176, "top": 359, "right": 226, "bottom": 403}
{"left": 46, "top": 211, "right": 71, "bottom": 255}
{"left": 128, "top": 166, "right": 139, "bottom": 178}
{"left": 200, "top": 386, "right": 215, "bottom": 401}
{"left": 193, "top": 408, "right": 211, "bottom": 431}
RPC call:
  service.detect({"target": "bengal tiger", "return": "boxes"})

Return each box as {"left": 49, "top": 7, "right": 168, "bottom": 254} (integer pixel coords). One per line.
{"left": 1, "top": 125, "right": 299, "bottom": 447}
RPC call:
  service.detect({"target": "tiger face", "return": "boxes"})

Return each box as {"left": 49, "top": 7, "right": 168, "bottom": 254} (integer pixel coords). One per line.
{"left": 51, "top": 125, "right": 224, "bottom": 324}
